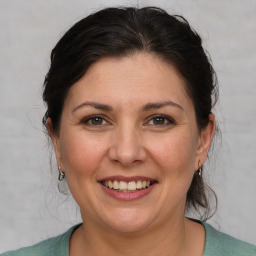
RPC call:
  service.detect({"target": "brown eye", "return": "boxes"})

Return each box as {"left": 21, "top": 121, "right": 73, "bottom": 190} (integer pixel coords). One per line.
{"left": 152, "top": 117, "right": 166, "bottom": 125}
{"left": 147, "top": 115, "right": 174, "bottom": 126}
{"left": 83, "top": 116, "right": 107, "bottom": 126}
{"left": 90, "top": 117, "right": 104, "bottom": 125}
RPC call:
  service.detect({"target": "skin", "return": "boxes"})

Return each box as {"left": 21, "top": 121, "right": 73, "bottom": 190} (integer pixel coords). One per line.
{"left": 47, "top": 52, "right": 215, "bottom": 256}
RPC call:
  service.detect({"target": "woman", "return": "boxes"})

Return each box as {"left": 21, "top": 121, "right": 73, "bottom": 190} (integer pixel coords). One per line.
{"left": 2, "top": 6, "right": 255, "bottom": 256}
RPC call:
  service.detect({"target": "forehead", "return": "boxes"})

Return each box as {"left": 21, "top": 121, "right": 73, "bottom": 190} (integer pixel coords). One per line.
{"left": 65, "top": 53, "right": 193, "bottom": 110}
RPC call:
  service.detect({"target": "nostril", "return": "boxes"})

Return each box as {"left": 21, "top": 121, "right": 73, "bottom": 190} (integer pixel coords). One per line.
{"left": 108, "top": 131, "right": 147, "bottom": 166}
{"left": 108, "top": 146, "right": 147, "bottom": 166}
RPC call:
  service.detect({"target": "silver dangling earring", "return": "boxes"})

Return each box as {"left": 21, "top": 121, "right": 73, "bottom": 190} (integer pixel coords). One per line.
{"left": 58, "top": 166, "right": 65, "bottom": 181}
{"left": 198, "top": 161, "right": 202, "bottom": 177}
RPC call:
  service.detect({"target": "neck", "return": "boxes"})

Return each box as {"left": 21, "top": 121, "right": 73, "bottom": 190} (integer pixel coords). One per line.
{"left": 70, "top": 216, "right": 202, "bottom": 256}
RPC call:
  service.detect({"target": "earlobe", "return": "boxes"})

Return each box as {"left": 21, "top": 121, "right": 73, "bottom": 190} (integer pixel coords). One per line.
{"left": 196, "top": 114, "right": 216, "bottom": 165}
{"left": 46, "top": 118, "right": 62, "bottom": 167}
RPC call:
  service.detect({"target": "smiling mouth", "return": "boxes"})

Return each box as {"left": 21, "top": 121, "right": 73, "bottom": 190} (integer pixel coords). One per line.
{"left": 101, "top": 180, "right": 156, "bottom": 192}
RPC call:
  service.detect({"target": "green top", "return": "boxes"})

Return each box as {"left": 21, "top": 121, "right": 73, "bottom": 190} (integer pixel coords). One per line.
{"left": 2, "top": 222, "right": 256, "bottom": 256}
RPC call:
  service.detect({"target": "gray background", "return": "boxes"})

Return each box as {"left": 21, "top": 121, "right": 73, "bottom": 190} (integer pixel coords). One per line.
{"left": 1, "top": 0, "right": 256, "bottom": 252}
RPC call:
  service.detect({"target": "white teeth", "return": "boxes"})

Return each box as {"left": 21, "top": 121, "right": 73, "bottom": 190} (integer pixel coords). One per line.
{"left": 128, "top": 181, "right": 136, "bottom": 190}
{"left": 136, "top": 180, "right": 142, "bottom": 189}
{"left": 103, "top": 180, "right": 153, "bottom": 191}
{"left": 119, "top": 181, "right": 128, "bottom": 190}
{"left": 108, "top": 180, "right": 113, "bottom": 189}
{"left": 113, "top": 180, "right": 119, "bottom": 189}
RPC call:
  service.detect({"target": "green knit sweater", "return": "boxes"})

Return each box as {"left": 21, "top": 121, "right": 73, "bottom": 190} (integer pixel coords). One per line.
{"left": 2, "top": 222, "right": 256, "bottom": 256}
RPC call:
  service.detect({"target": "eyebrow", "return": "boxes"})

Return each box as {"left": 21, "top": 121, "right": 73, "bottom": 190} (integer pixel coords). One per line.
{"left": 140, "top": 101, "right": 184, "bottom": 112}
{"left": 72, "top": 101, "right": 113, "bottom": 112}
{"left": 72, "top": 100, "right": 183, "bottom": 113}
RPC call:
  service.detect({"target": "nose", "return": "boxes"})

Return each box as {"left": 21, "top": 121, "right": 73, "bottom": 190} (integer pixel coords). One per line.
{"left": 108, "top": 124, "right": 147, "bottom": 167}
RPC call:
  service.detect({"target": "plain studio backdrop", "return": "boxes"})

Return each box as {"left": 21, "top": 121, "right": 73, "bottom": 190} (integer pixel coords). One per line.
{"left": 0, "top": 0, "right": 255, "bottom": 252}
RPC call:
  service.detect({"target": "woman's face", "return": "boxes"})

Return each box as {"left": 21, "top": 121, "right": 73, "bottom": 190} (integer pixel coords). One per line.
{"left": 49, "top": 53, "right": 214, "bottom": 233}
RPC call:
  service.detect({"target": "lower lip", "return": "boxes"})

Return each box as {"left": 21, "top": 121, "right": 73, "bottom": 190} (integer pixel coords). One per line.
{"left": 100, "top": 183, "right": 155, "bottom": 201}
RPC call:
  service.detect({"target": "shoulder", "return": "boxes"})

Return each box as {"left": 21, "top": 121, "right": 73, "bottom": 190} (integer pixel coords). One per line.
{"left": 202, "top": 222, "right": 256, "bottom": 256}
{"left": 1, "top": 225, "right": 79, "bottom": 256}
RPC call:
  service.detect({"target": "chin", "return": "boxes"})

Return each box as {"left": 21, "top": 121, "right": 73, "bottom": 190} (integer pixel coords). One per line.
{"left": 102, "top": 208, "right": 156, "bottom": 234}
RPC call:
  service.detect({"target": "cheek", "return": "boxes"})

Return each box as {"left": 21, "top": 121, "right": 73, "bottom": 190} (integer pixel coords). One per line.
{"left": 148, "top": 131, "right": 198, "bottom": 208}
{"left": 59, "top": 131, "right": 109, "bottom": 177}
{"left": 147, "top": 130, "right": 198, "bottom": 176}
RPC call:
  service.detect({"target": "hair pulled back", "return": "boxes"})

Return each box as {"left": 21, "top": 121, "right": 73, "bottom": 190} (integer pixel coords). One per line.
{"left": 43, "top": 6, "right": 218, "bottom": 219}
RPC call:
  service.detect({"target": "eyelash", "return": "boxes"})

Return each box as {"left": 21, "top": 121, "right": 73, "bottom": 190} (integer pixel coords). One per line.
{"left": 145, "top": 115, "right": 175, "bottom": 127}
{"left": 82, "top": 115, "right": 109, "bottom": 126}
{"left": 81, "top": 114, "right": 175, "bottom": 127}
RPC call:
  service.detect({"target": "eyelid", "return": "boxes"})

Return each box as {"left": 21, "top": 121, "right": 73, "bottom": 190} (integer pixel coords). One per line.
{"left": 81, "top": 114, "right": 110, "bottom": 125}
{"left": 80, "top": 114, "right": 175, "bottom": 127}
{"left": 144, "top": 114, "right": 176, "bottom": 126}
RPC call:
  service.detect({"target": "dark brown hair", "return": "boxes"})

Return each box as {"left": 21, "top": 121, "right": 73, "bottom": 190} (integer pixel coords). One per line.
{"left": 43, "top": 6, "right": 218, "bottom": 219}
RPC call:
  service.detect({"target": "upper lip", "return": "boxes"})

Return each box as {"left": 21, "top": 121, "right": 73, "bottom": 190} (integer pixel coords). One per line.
{"left": 98, "top": 175, "right": 157, "bottom": 182}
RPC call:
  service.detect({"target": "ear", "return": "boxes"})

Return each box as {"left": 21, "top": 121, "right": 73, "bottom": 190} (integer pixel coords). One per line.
{"left": 195, "top": 114, "right": 215, "bottom": 168}
{"left": 46, "top": 118, "right": 62, "bottom": 168}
